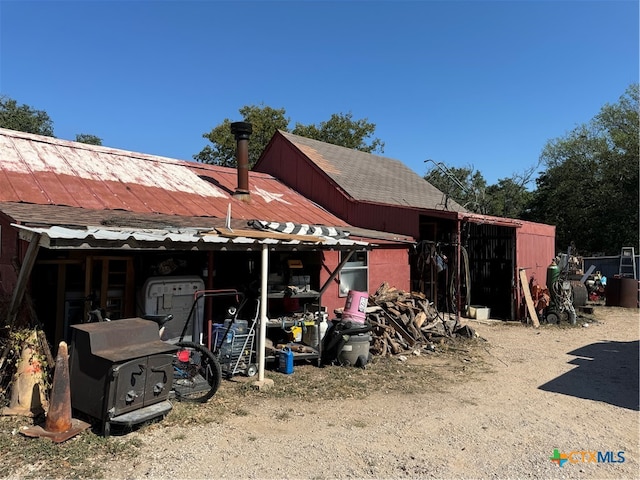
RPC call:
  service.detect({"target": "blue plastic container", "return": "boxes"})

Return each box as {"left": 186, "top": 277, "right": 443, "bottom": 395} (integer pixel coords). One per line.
{"left": 278, "top": 347, "right": 294, "bottom": 374}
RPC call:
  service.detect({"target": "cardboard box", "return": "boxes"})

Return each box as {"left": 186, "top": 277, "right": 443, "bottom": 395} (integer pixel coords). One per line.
{"left": 468, "top": 305, "right": 490, "bottom": 320}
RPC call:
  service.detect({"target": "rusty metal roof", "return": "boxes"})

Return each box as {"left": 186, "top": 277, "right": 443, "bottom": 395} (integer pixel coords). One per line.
{"left": 0, "top": 127, "right": 349, "bottom": 226}
{"left": 1, "top": 202, "right": 410, "bottom": 250}
{"left": 272, "top": 131, "right": 467, "bottom": 212}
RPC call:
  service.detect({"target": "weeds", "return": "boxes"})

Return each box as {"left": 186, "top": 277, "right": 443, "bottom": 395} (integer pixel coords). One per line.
{"left": 1, "top": 338, "right": 489, "bottom": 479}
{"left": 0, "top": 416, "right": 139, "bottom": 479}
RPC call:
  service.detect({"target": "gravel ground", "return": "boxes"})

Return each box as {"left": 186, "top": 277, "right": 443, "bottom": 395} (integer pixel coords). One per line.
{"left": 101, "top": 306, "right": 638, "bottom": 479}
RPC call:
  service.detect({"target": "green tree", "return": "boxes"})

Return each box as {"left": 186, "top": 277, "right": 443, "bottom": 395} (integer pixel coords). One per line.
{"left": 525, "top": 84, "right": 639, "bottom": 255}
{"left": 0, "top": 96, "right": 54, "bottom": 136}
{"left": 195, "top": 106, "right": 384, "bottom": 167}
{"left": 484, "top": 178, "right": 534, "bottom": 218}
{"left": 195, "top": 104, "right": 289, "bottom": 167}
{"left": 423, "top": 163, "right": 488, "bottom": 212}
{"left": 75, "top": 133, "right": 103, "bottom": 145}
{"left": 292, "top": 112, "right": 384, "bottom": 154}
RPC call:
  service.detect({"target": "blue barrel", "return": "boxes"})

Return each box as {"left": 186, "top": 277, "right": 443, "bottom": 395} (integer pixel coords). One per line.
{"left": 278, "top": 347, "right": 294, "bottom": 374}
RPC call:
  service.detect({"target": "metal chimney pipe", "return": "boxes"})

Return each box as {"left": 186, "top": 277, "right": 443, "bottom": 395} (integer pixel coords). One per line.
{"left": 230, "top": 121, "right": 252, "bottom": 196}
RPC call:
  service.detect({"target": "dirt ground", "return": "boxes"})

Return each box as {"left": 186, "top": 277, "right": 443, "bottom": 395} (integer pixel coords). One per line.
{"left": 92, "top": 306, "right": 638, "bottom": 480}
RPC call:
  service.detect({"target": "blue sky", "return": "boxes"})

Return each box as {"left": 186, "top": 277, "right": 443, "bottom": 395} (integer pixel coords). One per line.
{"left": 1, "top": 0, "right": 637, "bottom": 186}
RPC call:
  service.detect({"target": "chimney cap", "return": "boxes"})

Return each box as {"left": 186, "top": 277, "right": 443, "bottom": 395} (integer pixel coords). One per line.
{"left": 230, "top": 121, "right": 252, "bottom": 139}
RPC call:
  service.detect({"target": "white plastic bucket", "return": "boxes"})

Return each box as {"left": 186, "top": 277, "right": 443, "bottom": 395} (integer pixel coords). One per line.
{"left": 342, "top": 290, "right": 368, "bottom": 324}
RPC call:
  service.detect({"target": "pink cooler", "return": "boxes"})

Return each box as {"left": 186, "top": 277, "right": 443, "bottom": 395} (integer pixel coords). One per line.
{"left": 342, "top": 290, "right": 368, "bottom": 324}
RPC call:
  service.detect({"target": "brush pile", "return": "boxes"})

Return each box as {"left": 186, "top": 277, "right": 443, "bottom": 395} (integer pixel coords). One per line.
{"left": 366, "top": 282, "right": 475, "bottom": 356}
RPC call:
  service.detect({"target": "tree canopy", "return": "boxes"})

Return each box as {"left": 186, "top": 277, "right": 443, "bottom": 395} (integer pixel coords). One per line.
{"left": 75, "top": 133, "right": 103, "bottom": 145}
{"left": 424, "top": 158, "right": 539, "bottom": 217}
{"left": 0, "top": 96, "right": 104, "bottom": 145}
{"left": 525, "top": 84, "right": 639, "bottom": 255}
{"left": 194, "top": 105, "right": 384, "bottom": 168}
{"left": 0, "top": 96, "right": 54, "bottom": 136}
{"left": 194, "top": 105, "right": 289, "bottom": 168}
{"left": 423, "top": 163, "right": 488, "bottom": 212}
{"left": 424, "top": 84, "right": 638, "bottom": 255}
{"left": 292, "top": 112, "right": 384, "bottom": 154}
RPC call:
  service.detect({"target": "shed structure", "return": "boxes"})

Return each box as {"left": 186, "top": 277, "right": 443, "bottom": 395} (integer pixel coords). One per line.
{"left": 0, "top": 127, "right": 410, "bottom": 365}
{"left": 255, "top": 131, "right": 556, "bottom": 321}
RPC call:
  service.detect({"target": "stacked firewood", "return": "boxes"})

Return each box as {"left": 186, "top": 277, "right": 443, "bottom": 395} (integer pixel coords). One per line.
{"left": 366, "top": 282, "right": 467, "bottom": 356}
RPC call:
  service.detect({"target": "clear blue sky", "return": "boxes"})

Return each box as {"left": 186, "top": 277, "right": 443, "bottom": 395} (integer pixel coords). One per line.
{"left": 1, "top": 0, "right": 637, "bottom": 186}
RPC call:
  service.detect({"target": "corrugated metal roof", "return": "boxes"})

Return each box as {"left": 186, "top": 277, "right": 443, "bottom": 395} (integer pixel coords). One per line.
{"left": 14, "top": 223, "right": 370, "bottom": 252}
{"left": 0, "top": 127, "right": 349, "bottom": 226}
{"left": 274, "top": 131, "right": 467, "bottom": 212}
{"left": 1, "top": 202, "right": 409, "bottom": 250}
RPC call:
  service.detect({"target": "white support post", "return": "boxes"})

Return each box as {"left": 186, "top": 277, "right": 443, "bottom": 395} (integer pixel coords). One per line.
{"left": 258, "top": 244, "right": 269, "bottom": 382}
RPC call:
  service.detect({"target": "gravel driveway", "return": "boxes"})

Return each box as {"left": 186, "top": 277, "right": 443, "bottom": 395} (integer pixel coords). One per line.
{"left": 99, "top": 306, "right": 638, "bottom": 479}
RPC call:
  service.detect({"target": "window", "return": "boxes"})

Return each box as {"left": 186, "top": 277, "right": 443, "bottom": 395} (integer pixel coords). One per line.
{"left": 339, "top": 251, "right": 368, "bottom": 297}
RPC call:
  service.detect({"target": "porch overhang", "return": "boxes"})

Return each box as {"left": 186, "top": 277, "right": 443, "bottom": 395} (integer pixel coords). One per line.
{"left": 13, "top": 224, "right": 372, "bottom": 252}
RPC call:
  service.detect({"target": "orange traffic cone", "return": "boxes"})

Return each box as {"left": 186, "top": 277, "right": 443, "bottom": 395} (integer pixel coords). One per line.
{"left": 20, "top": 341, "right": 90, "bottom": 443}
{"left": 1, "top": 332, "right": 47, "bottom": 417}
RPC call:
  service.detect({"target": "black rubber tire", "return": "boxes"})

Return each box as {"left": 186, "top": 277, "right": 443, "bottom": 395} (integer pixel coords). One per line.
{"left": 570, "top": 281, "right": 588, "bottom": 307}
{"left": 545, "top": 312, "right": 560, "bottom": 324}
{"left": 172, "top": 342, "right": 222, "bottom": 403}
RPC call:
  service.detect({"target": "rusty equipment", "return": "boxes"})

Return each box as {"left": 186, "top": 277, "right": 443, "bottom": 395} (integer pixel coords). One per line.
{"left": 69, "top": 318, "right": 178, "bottom": 436}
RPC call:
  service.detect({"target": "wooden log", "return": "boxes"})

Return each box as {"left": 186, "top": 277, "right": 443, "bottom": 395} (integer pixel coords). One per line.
{"left": 384, "top": 331, "right": 402, "bottom": 354}
{"left": 407, "top": 322, "right": 423, "bottom": 341}
{"left": 411, "top": 291, "right": 427, "bottom": 301}
{"left": 387, "top": 307, "right": 402, "bottom": 318}
{"left": 374, "top": 304, "right": 416, "bottom": 347}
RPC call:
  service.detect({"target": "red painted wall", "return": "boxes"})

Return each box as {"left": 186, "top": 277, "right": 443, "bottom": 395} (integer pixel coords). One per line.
{"left": 515, "top": 220, "right": 556, "bottom": 314}
{"left": 319, "top": 248, "right": 410, "bottom": 316}
{"left": 368, "top": 248, "right": 410, "bottom": 293}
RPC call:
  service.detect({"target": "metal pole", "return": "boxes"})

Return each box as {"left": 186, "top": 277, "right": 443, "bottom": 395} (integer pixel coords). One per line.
{"left": 456, "top": 219, "right": 461, "bottom": 327}
{"left": 258, "top": 244, "right": 269, "bottom": 382}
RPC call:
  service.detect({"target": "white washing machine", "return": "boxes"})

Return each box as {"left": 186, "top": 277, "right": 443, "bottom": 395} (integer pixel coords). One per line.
{"left": 141, "top": 276, "right": 205, "bottom": 343}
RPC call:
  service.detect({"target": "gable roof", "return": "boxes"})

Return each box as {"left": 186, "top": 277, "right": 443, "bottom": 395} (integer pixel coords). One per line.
{"left": 0, "top": 127, "right": 348, "bottom": 227}
{"left": 265, "top": 131, "right": 466, "bottom": 212}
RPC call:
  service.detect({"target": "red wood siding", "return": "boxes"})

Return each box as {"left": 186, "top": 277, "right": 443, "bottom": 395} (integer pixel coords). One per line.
{"left": 319, "top": 249, "right": 410, "bottom": 316}
{"left": 515, "top": 220, "right": 556, "bottom": 315}
{"left": 369, "top": 248, "right": 410, "bottom": 293}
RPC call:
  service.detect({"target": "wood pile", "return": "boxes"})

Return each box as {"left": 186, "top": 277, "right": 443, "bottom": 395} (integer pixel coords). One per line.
{"left": 366, "top": 282, "right": 471, "bottom": 356}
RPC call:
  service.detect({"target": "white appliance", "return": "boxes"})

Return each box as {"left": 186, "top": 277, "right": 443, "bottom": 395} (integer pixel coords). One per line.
{"left": 141, "top": 276, "right": 205, "bottom": 343}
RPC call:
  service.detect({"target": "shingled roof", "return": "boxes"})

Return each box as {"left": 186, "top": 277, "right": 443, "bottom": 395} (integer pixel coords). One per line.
{"left": 276, "top": 131, "right": 466, "bottom": 212}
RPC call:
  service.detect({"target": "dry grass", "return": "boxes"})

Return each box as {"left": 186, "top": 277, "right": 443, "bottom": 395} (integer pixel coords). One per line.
{"left": 0, "top": 417, "right": 141, "bottom": 479}
{"left": 0, "top": 336, "right": 489, "bottom": 479}
{"left": 162, "top": 336, "right": 491, "bottom": 428}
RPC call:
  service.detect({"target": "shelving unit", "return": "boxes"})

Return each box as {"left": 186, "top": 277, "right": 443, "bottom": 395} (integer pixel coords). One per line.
{"left": 84, "top": 256, "right": 135, "bottom": 320}
{"left": 262, "top": 254, "right": 324, "bottom": 366}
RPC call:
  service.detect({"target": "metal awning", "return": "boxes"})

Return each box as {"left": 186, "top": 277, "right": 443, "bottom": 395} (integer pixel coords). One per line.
{"left": 13, "top": 224, "right": 372, "bottom": 252}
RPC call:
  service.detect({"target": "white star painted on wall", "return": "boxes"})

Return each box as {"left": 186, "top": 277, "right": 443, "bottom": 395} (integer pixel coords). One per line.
{"left": 253, "top": 187, "right": 292, "bottom": 204}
